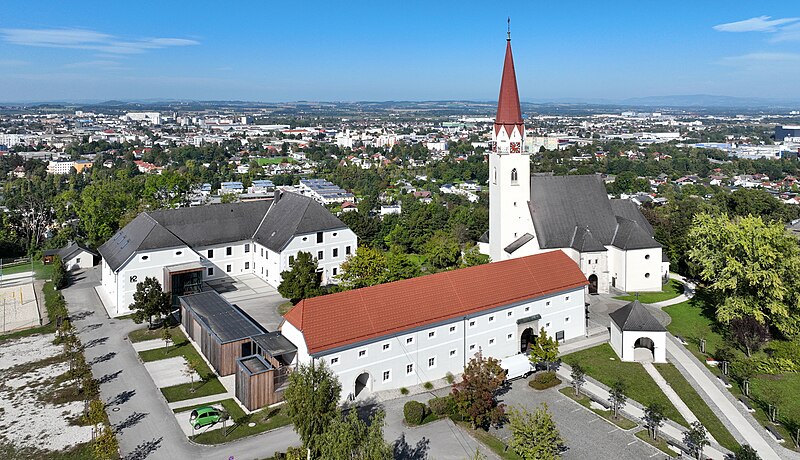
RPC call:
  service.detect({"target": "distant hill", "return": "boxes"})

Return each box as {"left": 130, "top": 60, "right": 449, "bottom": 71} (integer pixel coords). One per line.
{"left": 619, "top": 94, "right": 800, "bottom": 109}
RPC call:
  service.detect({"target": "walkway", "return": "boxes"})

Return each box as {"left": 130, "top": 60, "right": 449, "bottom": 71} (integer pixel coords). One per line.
{"left": 665, "top": 337, "right": 782, "bottom": 460}
{"left": 556, "top": 363, "right": 730, "bottom": 460}
{"left": 641, "top": 362, "right": 709, "bottom": 437}
{"left": 649, "top": 273, "right": 695, "bottom": 309}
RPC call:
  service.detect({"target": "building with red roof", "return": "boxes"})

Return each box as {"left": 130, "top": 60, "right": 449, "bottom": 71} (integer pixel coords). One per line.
{"left": 281, "top": 250, "right": 587, "bottom": 401}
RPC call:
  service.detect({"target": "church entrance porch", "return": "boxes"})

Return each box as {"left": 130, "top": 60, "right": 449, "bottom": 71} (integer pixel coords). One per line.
{"left": 588, "top": 274, "right": 598, "bottom": 295}
{"left": 633, "top": 337, "right": 655, "bottom": 362}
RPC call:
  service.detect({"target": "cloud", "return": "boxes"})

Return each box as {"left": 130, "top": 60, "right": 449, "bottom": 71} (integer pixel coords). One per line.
{"left": 62, "top": 60, "right": 125, "bottom": 69}
{"left": 713, "top": 16, "right": 800, "bottom": 33}
{"left": 0, "top": 28, "right": 199, "bottom": 54}
{"left": 772, "top": 22, "right": 800, "bottom": 42}
{"left": 0, "top": 59, "right": 30, "bottom": 67}
{"left": 720, "top": 52, "right": 800, "bottom": 64}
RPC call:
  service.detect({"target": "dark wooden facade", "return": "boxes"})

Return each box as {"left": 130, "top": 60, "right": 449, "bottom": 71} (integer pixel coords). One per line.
{"left": 235, "top": 355, "right": 291, "bottom": 411}
{"left": 181, "top": 302, "right": 252, "bottom": 376}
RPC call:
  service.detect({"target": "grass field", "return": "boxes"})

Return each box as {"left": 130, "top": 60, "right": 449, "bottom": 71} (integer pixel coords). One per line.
{"left": 0, "top": 260, "right": 53, "bottom": 280}
{"left": 662, "top": 299, "right": 800, "bottom": 449}
{"left": 654, "top": 363, "right": 739, "bottom": 451}
{"left": 561, "top": 344, "right": 688, "bottom": 426}
{"left": 191, "top": 406, "right": 291, "bottom": 445}
{"left": 254, "top": 157, "right": 294, "bottom": 165}
{"left": 138, "top": 328, "right": 226, "bottom": 403}
{"left": 615, "top": 279, "right": 684, "bottom": 304}
{"left": 128, "top": 324, "right": 184, "bottom": 343}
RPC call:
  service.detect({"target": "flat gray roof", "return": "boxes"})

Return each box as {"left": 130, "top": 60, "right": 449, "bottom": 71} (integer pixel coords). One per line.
{"left": 180, "top": 291, "right": 265, "bottom": 343}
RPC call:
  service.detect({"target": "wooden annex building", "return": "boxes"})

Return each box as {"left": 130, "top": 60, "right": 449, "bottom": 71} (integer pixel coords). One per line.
{"left": 180, "top": 291, "right": 297, "bottom": 411}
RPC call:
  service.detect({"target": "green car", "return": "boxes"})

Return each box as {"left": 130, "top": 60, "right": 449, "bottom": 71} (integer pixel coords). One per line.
{"left": 189, "top": 406, "right": 221, "bottom": 430}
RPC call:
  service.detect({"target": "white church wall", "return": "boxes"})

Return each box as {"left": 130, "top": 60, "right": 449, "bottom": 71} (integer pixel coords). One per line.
{"left": 610, "top": 322, "right": 623, "bottom": 358}
{"left": 608, "top": 246, "right": 627, "bottom": 291}
{"left": 623, "top": 248, "right": 664, "bottom": 292}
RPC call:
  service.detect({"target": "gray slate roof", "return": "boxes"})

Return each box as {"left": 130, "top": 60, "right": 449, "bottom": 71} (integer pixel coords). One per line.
{"left": 99, "top": 192, "right": 347, "bottom": 272}
{"left": 609, "top": 300, "right": 666, "bottom": 332}
{"left": 180, "top": 291, "right": 265, "bottom": 343}
{"left": 253, "top": 191, "right": 348, "bottom": 252}
{"left": 527, "top": 175, "right": 660, "bottom": 252}
{"left": 58, "top": 242, "right": 96, "bottom": 261}
{"left": 504, "top": 233, "right": 534, "bottom": 254}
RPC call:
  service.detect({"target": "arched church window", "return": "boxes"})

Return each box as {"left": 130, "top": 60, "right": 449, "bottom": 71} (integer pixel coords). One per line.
{"left": 493, "top": 167, "right": 497, "bottom": 185}
{"left": 511, "top": 168, "right": 518, "bottom": 184}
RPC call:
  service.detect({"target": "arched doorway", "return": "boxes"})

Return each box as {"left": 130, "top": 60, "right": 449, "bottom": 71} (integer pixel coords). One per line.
{"left": 633, "top": 337, "right": 655, "bottom": 362}
{"left": 520, "top": 328, "right": 535, "bottom": 354}
{"left": 588, "top": 274, "right": 598, "bottom": 295}
{"left": 354, "top": 372, "right": 371, "bottom": 398}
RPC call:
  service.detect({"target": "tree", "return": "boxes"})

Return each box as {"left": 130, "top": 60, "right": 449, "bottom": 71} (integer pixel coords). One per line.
{"left": 161, "top": 325, "right": 172, "bottom": 354}
{"left": 529, "top": 327, "right": 559, "bottom": 371}
{"left": 318, "top": 409, "right": 393, "bottom": 460}
{"left": 338, "top": 246, "right": 389, "bottom": 289}
{"left": 284, "top": 361, "right": 342, "bottom": 458}
{"left": 278, "top": 251, "right": 321, "bottom": 302}
{"left": 92, "top": 425, "right": 119, "bottom": 460}
{"left": 85, "top": 399, "right": 106, "bottom": 440}
{"left": 608, "top": 380, "right": 627, "bottom": 419}
{"left": 52, "top": 255, "right": 68, "bottom": 289}
{"left": 687, "top": 213, "right": 800, "bottom": 336}
{"left": 183, "top": 359, "right": 200, "bottom": 392}
{"left": 729, "top": 316, "right": 771, "bottom": 357}
{"left": 508, "top": 403, "right": 565, "bottom": 460}
{"left": 643, "top": 403, "right": 665, "bottom": 441}
{"left": 130, "top": 277, "right": 172, "bottom": 328}
{"left": 422, "top": 230, "right": 461, "bottom": 270}
{"left": 683, "top": 422, "right": 710, "bottom": 460}
{"left": 733, "top": 445, "right": 762, "bottom": 460}
{"left": 570, "top": 364, "right": 586, "bottom": 397}
{"left": 452, "top": 350, "right": 507, "bottom": 429}
{"left": 462, "top": 243, "right": 490, "bottom": 267}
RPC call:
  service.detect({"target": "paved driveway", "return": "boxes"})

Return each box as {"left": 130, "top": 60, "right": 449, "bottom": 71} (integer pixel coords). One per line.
{"left": 206, "top": 274, "right": 286, "bottom": 330}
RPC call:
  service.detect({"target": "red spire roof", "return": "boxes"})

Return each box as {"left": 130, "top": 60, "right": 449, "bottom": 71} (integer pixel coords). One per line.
{"left": 495, "top": 39, "right": 524, "bottom": 135}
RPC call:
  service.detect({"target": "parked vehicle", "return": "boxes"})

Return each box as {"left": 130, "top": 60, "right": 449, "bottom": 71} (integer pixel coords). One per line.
{"left": 499, "top": 354, "right": 534, "bottom": 381}
{"left": 189, "top": 406, "right": 221, "bottom": 430}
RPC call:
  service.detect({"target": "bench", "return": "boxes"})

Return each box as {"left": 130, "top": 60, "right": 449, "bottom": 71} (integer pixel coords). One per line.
{"left": 718, "top": 374, "right": 732, "bottom": 388}
{"left": 675, "top": 335, "right": 689, "bottom": 346}
{"left": 589, "top": 395, "right": 612, "bottom": 410}
{"left": 739, "top": 397, "right": 756, "bottom": 412}
{"left": 765, "top": 425, "right": 785, "bottom": 443}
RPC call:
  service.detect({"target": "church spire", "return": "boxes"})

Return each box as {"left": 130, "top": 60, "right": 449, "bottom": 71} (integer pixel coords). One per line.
{"left": 495, "top": 22, "right": 523, "bottom": 136}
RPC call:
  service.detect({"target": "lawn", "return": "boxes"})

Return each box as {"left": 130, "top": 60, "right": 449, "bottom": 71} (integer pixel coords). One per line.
{"left": 662, "top": 299, "right": 800, "bottom": 449}
{"left": 615, "top": 279, "right": 684, "bottom": 304}
{"left": 561, "top": 344, "right": 688, "bottom": 426}
{"left": 254, "top": 157, "right": 294, "bottom": 165}
{"left": 191, "top": 406, "right": 292, "bottom": 445}
{"left": 634, "top": 429, "right": 679, "bottom": 457}
{"left": 558, "top": 387, "right": 638, "bottom": 429}
{"left": 457, "top": 422, "right": 522, "bottom": 460}
{"left": 138, "top": 328, "right": 226, "bottom": 403}
{"left": 128, "top": 324, "right": 184, "bottom": 344}
{"left": 173, "top": 398, "right": 246, "bottom": 421}
{"left": 0, "top": 259, "right": 53, "bottom": 280}
{"left": 654, "top": 364, "right": 739, "bottom": 451}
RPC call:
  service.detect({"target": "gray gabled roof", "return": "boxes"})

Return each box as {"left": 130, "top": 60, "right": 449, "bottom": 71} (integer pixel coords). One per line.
{"left": 253, "top": 191, "right": 347, "bottom": 252}
{"left": 58, "top": 242, "right": 97, "bottom": 261}
{"left": 609, "top": 300, "right": 666, "bottom": 332}
{"left": 504, "top": 233, "right": 534, "bottom": 254}
{"left": 147, "top": 201, "right": 271, "bottom": 248}
{"left": 611, "top": 216, "right": 661, "bottom": 250}
{"left": 527, "top": 175, "right": 660, "bottom": 252}
{"left": 98, "top": 213, "right": 185, "bottom": 272}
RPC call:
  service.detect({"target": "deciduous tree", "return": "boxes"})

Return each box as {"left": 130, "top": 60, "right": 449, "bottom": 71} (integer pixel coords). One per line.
{"left": 729, "top": 316, "right": 771, "bottom": 357}
{"left": 608, "top": 380, "right": 627, "bottom": 419}
{"left": 508, "top": 403, "right": 565, "bottom": 460}
{"left": 130, "top": 277, "right": 172, "bottom": 328}
{"left": 683, "top": 422, "right": 710, "bottom": 460}
{"left": 284, "top": 361, "right": 342, "bottom": 458}
{"left": 452, "top": 350, "right": 507, "bottom": 429}
{"left": 318, "top": 409, "right": 393, "bottom": 460}
{"left": 643, "top": 402, "right": 665, "bottom": 440}
{"left": 529, "top": 327, "right": 559, "bottom": 371}
{"left": 570, "top": 364, "right": 586, "bottom": 397}
{"left": 277, "top": 251, "right": 321, "bottom": 302}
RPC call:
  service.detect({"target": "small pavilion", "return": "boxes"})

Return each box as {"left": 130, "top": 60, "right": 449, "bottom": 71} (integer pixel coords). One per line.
{"left": 609, "top": 300, "right": 667, "bottom": 363}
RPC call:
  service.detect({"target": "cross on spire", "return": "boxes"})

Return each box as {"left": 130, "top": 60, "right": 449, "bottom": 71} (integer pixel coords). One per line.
{"left": 507, "top": 17, "right": 511, "bottom": 41}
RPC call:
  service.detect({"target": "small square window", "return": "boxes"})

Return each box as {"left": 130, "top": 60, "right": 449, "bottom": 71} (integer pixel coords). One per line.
{"left": 507, "top": 333, "right": 513, "bottom": 340}
{"left": 226, "top": 247, "right": 232, "bottom": 256}
{"left": 383, "top": 343, "right": 390, "bottom": 351}
{"left": 488, "top": 315, "right": 495, "bottom": 323}
{"left": 449, "top": 326, "right": 456, "bottom": 333}
{"left": 565, "top": 316, "right": 571, "bottom": 323}
{"left": 489, "top": 338, "right": 495, "bottom": 345}
{"left": 469, "top": 320, "right": 476, "bottom": 328}
{"left": 507, "top": 311, "right": 513, "bottom": 317}
{"left": 406, "top": 364, "right": 414, "bottom": 374}
{"left": 406, "top": 337, "right": 414, "bottom": 344}
{"left": 449, "top": 349, "right": 456, "bottom": 356}
{"left": 383, "top": 370, "right": 390, "bottom": 381}
{"left": 245, "top": 244, "right": 250, "bottom": 253}
{"left": 261, "top": 248, "right": 264, "bottom": 257}
{"left": 245, "top": 262, "right": 250, "bottom": 269}
{"left": 546, "top": 301, "right": 551, "bottom": 307}
{"left": 226, "top": 264, "right": 232, "bottom": 273}
{"left": 208, "top": 267, "right": 214, "bottom": 276}
{"left": 524, "top": 306, "right": 530, "bottom": 312}
{"left": 332, "top": 267, "right": 338, "bottom": 276}
{"left": 317, "top": 251, "right": 323, "bottom": 260}
{"left": 428, "top": 331, "right": 435, "bottom": 338}
{"left": 469, "top": 344, "right": 476, "bottom": 351}
{"left": 428, "top": 357, "right": 436, "bottom": 368}
{"left": 546, "top": 322, "right": 551, "bottom": 328}
{"left": 565, "top": 296, "right": 570, "bottom": 301}
{"left": 317, "top": 232, "right": 323, "bottom": 243}
{"left": 358, "top": 350, "right": 366, "bottom": 358}
{"left": 207, "top": 249, "right": 214, "bottom": 258}
{"left": 333, "top": 248, "right": 339, "bottom": 257}
{"left": 346, "top": 246, "right": 352, "bottom": 255}
{"left": 330, "top": 357, "right": 339, "bottom": 365}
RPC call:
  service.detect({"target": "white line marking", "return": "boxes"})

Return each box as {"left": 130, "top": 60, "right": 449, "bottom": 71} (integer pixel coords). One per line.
{"left": 571, "top": 408, "right": 581, "bottom": 413}
{"left": 627, "top": 440, "right": 637, "bottom": 446}
{"left": 608, "top": 428, "right": 618, "bottom": 434}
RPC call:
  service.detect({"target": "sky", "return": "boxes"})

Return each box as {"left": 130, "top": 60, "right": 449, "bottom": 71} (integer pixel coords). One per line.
{"left": 0, "top": 1, "right": 799, "bottom": 102}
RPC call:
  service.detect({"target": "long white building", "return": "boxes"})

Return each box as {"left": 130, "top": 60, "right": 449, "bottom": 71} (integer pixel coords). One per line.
{"left": 98, "top": 191, "right": 357, "bottom": 317}
{"left": 282, "top": 251, "right": 587, "bottom": 402}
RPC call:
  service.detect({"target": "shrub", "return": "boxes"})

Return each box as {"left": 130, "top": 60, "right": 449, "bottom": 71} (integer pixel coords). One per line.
{"left": 400, "top": 387, "right": 409, "bottom": 395}
{"left": 428, "top": 395, "right": 456, "bottom": 417}
{"left": 445, "top": 372, "right": 455, "bottom": 384}
{"left": 529, "top": 371, "right": 561, "bottom": 390}
{"left": 423, "top": 381, "right": 434, "bottom": 390}
{"left": 404, "top": 400, "right": 426, "bottom": 426}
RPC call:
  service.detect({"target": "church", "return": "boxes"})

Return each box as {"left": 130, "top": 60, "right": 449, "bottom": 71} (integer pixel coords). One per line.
{"left": 480, "top": 33, "right": 669, "bottom": 294}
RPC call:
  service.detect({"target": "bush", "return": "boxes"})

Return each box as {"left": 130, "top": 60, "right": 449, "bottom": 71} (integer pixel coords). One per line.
{"left": 428, "top": 395, "right": 456, "bottom": 417}
{"left": 445, "top": 372, "right": 455, "bottom": 384}
{"left": 423, "top": 381, "right": 434, "bottom": 390}
{"left": 400, "top": 387, "right": 409, "bottom": 395}
{"left": 529, "top": 371, "right": 561, "bottom": 390}
{"left": 404, "top": 400, "right": 426, "bottom": 426}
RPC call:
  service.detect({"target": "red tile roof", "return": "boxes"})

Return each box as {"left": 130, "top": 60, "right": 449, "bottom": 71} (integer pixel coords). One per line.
{"left": 283, "top": 251, "right": 587, "bottom": 355}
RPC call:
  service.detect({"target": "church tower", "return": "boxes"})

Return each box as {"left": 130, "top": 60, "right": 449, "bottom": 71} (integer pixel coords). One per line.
{"left": 489, "top": 26, "right": 532, "bottom": 262}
